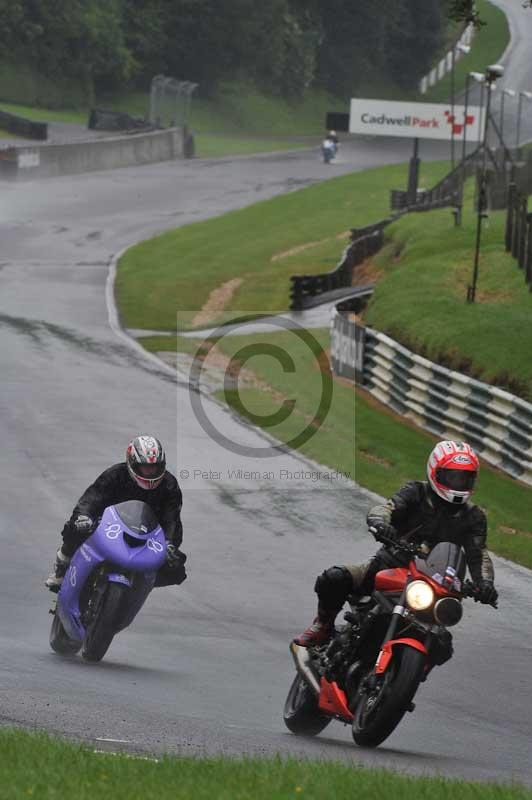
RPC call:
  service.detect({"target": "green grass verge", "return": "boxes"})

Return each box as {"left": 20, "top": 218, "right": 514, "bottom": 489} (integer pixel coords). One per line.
{"left": 0, "top": 101, "right": 314, "bottom": 156}
{"left": 2, "top": 728, "right": 530, "bottom": 799}
{"left": 116, "top": 161, "right": 451, "bottom": 331}
{"left": 422, "top": 0, "right": 509, "bottom": 103}
{"left": 0, "top": 101, "right": 87, "bottom": 125}
{"left": 140, "top": 329, "right": 532, "bottom": 569}
{"left": 194, "top": 134, "right": 312, "bottom": 158}
{"left": 363, "top": 182, "right": 532, "bottom": 400}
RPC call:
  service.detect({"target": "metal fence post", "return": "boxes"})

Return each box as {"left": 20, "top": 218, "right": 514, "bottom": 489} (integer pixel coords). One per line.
{"left": 518, "top": 197, "right": 528, "bottom": 269}
{"left": 512, "top": 190, "right": 521, "bottom": 260}
{"left": 526, "top": 213, "right": 532, "bottom": 286}
{"left": 505, "top": 182, "right": 516, "bottom": 251}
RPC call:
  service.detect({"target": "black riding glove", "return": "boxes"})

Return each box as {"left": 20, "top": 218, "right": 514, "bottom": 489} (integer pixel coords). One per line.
{"left": 475, "top": 580, "right": 498, "bottom": 605}
{"left": 162, "top": 543, "right": 187, "bottom": 587}
{"left": 368, "top": 521, "right": 399, "bottom": 544}
{"left": 166, "top": 543, "right": 187, "bottom": 569}
{"left": 73, "top": 515, "right": 94, "bottom": 535}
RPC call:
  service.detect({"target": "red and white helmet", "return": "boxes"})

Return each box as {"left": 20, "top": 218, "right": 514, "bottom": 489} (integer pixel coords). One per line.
{"left": 126, "top": 435, "right": 166, "bottom": 490}
{"left": 427, "top": 440, "right": 479, "bottom": 505}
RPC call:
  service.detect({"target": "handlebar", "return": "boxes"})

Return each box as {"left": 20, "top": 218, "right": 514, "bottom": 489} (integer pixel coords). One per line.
{"left": 462, "top": 580, "right": 498, "bottom": 609}
{"left": 374, "top": 533, "right": 424, "bottom": 557}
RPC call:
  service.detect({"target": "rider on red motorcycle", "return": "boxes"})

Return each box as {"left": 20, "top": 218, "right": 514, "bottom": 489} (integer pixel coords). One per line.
{"left": 295, "top": 441, "right": 498, "bottom": 654}
{"left": 45, "top": 435, "right": 186, "bottom": 592}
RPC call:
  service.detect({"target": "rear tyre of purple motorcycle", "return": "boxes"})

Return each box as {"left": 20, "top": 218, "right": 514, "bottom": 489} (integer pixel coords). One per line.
{"left": 82, "top": 582, "right": 126, "bottom": 663}
{"left": 50, "top": 612, "right": 81, "bottom": 655}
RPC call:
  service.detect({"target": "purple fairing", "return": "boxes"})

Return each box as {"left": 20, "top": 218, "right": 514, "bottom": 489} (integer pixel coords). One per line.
{"left": 57, "top": 502, "right": 167, "bottom": 644}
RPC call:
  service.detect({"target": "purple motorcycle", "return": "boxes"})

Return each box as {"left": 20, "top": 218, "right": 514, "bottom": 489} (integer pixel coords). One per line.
{"left": 50, "top": 500, "right": 167, "bottom": 662}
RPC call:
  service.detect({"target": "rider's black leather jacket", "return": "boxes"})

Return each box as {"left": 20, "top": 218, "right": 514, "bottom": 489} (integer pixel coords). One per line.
{"left": 65, "top": 462, "right": 183, "bottom": 547}
{"left": 367, "top": 480, "right": 494, "bottom": 583}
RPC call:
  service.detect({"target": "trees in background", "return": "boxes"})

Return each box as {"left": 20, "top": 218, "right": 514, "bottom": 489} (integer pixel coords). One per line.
{"left": 0, "top": 1, "right": 466, "bottom": 103}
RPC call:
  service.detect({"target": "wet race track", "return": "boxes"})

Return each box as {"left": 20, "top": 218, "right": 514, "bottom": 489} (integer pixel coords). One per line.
{"left": 2, "top": 11, "right": 532, "bottom": 780}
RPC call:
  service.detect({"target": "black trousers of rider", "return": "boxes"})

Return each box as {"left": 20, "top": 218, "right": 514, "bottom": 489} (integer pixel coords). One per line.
{"left": 313, "top": 551, "right": 453, "bottom": 666}
{"left": 59, "top": 516, "right": 187, "bottom": 587}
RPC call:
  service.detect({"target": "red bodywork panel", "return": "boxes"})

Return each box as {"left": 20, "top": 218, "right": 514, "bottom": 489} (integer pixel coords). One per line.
{"left": 318, "top": 678, "right": 353, "bottom": 722}
{"left": 375, "top": 638, "right": 428, "bottom": 674}
{"left": 375, "top": 562, "right": 461, "bottom": 599}
{"left": 374, "top": 568, "right": 408, "bottom": 593}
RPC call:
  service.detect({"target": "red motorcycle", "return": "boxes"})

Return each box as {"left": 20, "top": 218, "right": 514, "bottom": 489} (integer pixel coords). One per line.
{"left": 284, "top": 537, "right": 497, "bottom": 747}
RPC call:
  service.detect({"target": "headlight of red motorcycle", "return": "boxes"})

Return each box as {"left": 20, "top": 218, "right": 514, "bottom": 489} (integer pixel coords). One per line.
{"left": 405, "top": 580, "right": 434, "bottom": 611}
{"left": 434, "top": 597, "right": 463, "bottom": 627}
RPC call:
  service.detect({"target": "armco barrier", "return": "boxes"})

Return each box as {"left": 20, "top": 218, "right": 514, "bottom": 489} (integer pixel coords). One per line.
{"left": 419, "top": 25, "right": 475, "bottom": 95}
{"left": 0, "top": 109, "right": 47, "bottom": 140}
{"left": 290, "top": 184, "right": 462, "bottom": 311}
{"left": 88, "top": 108, "right": 151, "bottom": 132}
{"left": 330, "top": 307, "right": 532, "bottom": 485}
{"left": 290, "top": 224, "right": 389, "bottom": 310}
{"left": 0, "top": 127, "right": 184, "bottom": 179}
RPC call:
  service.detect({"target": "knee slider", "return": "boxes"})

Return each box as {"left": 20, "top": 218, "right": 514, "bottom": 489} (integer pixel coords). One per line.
{"left": 314, "top": 566, "right": 354, "bottom": 606}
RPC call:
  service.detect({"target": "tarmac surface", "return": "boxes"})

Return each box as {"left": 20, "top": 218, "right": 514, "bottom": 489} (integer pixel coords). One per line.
{"left": 1, "top": 29, "right": 532, "bottom": 785}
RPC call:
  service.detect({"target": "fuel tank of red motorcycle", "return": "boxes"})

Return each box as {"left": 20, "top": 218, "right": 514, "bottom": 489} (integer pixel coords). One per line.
{"left": 374, "top": 567, "right": 408, "bottom": 592}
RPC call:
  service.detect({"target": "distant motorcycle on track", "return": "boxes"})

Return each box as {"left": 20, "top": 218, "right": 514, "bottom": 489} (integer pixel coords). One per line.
{"left": 49, "top": 500, "right": 167, "bottom": 663}
{"left": 321, "top": 137, "right": 337, "bottom": 164}
{"left": 284, "top": 537, "right": 497, "bottom": 748}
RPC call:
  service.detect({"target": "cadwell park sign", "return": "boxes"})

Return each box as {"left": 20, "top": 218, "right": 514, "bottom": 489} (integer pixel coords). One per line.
{"left": 349, "top": 99, "right": 482, "bottom": 141}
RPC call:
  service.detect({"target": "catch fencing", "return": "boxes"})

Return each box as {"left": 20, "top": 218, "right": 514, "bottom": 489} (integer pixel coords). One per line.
{"left": 505, "top": 183, "right": 532, "bottom": 286}
{"left": 149, "top": 75, "right": 198, "bottom": 128}
{"left": 330, "top": 308, "right": 532, "bottom": 486}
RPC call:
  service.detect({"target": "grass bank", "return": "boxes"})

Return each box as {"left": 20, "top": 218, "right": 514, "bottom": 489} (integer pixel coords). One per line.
{"left": 140, "top": 329, "right": 532, "bottom": 569}
{"left": 116, "top": 161, "right": 450, "bottom": 331}
{"left": 1, "top": 728, "right": 530, "bottom": 800}
{"left": 421, "top": 0, "right": 510, "bottom": 103}
{"left": 363, "top": 185, "right": 532, "bottom": 400}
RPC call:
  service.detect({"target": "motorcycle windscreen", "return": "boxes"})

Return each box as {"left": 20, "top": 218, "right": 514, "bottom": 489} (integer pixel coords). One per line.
{"left": 113, "top": 500, "right": 159, "bottom": 534}
{"left": 414, "top": 542, "right": 466, "bottom": 589}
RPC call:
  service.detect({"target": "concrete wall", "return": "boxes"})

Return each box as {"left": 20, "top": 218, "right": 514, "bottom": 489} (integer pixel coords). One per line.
{"left": 0, "top": 127, "right": 184, "bottom": 180}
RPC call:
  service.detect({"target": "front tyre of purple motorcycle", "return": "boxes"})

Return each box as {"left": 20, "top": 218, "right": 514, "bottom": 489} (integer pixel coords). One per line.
{"left": 82, "top": 582, "right": 127, "bottom": 663}
{"left": 50, "top": 611, "right": 82, "bottom": 655}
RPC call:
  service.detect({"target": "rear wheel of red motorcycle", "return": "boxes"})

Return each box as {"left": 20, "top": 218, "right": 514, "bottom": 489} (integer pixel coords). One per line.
{"left": 82, "top": 582, "right": 126, "bottom": 663}
{"left": 352, "top": 646, "right": 426, "bottom": 748}
{"left": 283, "top": 674, "right": 331, "bottom": 736}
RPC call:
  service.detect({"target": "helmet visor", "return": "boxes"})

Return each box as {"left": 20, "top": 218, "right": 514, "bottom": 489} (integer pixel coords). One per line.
{"left": 436, "top": 468, "right": 476, "bottom": 491}
{"left": 137, "top": 463, "right": 164, "bottom": 479}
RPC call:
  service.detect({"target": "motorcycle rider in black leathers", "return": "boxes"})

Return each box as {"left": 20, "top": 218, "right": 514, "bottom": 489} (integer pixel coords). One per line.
{"left": 45, "top": 435, "right": 186, "bottom": 592}
{"left": 295, "top": 441, "right": 498, "bottom": 663}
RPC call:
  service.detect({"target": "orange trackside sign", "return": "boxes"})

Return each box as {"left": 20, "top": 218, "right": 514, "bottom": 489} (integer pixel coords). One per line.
{"left": 349, "top": 98, "right": 483, "bottom": 141}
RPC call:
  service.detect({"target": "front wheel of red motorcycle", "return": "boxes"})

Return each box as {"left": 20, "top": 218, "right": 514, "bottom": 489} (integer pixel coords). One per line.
{"left": 352, "top": 646, "right": 426, "bottom": 748}
{"left": 283, "top": 674, "right": 331, "bottom": 736}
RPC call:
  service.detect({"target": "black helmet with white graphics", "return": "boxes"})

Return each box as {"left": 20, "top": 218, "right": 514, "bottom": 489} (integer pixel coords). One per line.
{"left": 126, "top": 435, "right": 166, "bottom": 490}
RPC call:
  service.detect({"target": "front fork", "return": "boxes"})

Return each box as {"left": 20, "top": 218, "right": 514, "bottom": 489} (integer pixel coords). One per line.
{"left": 372, "top": 588, "right": 430, "bottom": 678}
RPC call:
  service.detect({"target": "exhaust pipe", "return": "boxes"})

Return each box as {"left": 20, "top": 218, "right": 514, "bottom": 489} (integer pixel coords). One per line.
{"left": 289, "top": 642, "right": 321, "bottom": 696}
